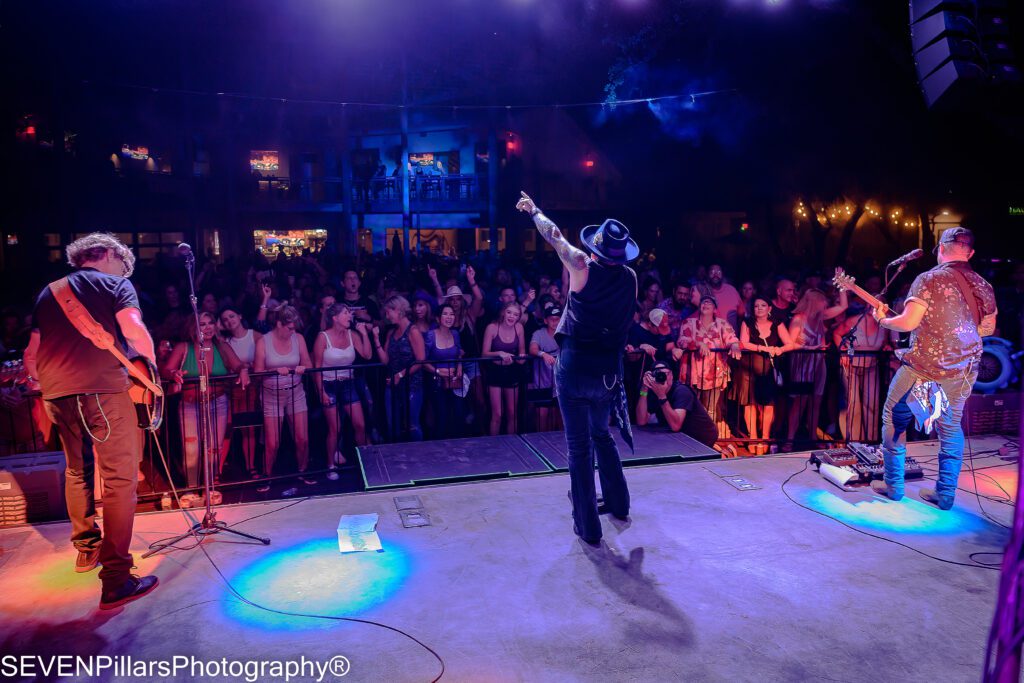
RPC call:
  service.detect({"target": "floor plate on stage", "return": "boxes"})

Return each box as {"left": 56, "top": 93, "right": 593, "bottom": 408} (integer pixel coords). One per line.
{"left": 523, "top": 426, "right": 719, "bottom": 470}
{"left": 359, "top": 434, "right": 552, "bottom": 489}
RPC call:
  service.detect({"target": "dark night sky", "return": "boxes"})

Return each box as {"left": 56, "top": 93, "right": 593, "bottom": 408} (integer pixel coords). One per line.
{"left": 5, "top": 0, "right": 1024, "bottom": 219}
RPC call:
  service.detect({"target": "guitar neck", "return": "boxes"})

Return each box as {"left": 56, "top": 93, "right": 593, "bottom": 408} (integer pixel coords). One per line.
{"left": 846, "top": 284, "right": 884, "bottom": 311}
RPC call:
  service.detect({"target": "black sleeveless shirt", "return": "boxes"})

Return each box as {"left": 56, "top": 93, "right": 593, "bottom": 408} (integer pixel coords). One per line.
{"left": 556, "top": 259, "right": 637, "bottom": 376}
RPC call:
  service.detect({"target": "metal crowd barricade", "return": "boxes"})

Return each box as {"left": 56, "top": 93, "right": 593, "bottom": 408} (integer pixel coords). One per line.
{"left": 0, "top": 344, "right": 910, "bottom": 498}
{"left": 146, "top": 354, "right": 545, "bottom": 496}
{"left": 622, "top": 347, "right": 896, "bottom": 454}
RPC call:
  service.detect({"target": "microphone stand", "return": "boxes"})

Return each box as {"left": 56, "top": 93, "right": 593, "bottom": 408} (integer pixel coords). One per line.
{"left": 144, "top": 248, "right": 270, "bottom": 558}
{"left": 838, "top": 261, "right": 907, "bottom": 439}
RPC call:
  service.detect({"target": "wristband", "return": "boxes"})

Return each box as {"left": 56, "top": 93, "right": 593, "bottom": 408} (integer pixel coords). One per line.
{"left": 639, "top": 389, "right": 648, "bottom": 397}
{"left": 530, "top": 207, "right": 541, "bottom": 217}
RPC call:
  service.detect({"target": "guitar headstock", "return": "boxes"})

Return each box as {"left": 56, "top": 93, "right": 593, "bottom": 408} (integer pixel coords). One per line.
{"left": 833, "top": 267, "right": 856, "bottom": 292}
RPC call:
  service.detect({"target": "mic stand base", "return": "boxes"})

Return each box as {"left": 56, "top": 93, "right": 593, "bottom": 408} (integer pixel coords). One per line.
{"left": 142, "top": 514, "right": 271, "bottom": 558}
{"left": 144, "top": 249, "right": 272, "bottom": 559}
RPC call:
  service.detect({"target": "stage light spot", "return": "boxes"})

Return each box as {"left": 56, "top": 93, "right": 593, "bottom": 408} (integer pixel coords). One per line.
{"left": 800, "top": 489, "right": 990, "bottom": 535}
{"left": 224, "top": 537, "right": 412, "bottom": 630}
{"left": 0, "top": 549, "right": 164, "bottom": 615}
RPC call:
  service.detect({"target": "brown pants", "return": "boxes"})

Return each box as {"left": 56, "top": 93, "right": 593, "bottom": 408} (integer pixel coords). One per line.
{"left": 44, "top": 391, "right": 141, "bottom": 588}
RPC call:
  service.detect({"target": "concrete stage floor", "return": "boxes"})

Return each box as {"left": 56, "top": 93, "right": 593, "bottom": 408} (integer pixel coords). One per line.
{"left": 0, "top": 435, "right": 1017, "bottom": 682}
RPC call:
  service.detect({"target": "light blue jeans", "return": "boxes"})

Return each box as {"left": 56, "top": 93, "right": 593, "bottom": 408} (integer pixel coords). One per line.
{"left": 880, "top": 364, "right": 975, "bottom": 505}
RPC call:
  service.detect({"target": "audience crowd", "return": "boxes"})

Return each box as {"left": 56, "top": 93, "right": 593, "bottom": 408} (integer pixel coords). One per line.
{"left": 1, "top": 240, "right": 1020, "bottom": 492}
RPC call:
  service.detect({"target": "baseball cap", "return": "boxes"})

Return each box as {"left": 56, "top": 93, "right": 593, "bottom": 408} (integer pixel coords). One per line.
{"left": 933, "top": 226, "right": 974, "bottom": 255}
{"left": 649, "top": 308, "right": 671, "bottom": 335}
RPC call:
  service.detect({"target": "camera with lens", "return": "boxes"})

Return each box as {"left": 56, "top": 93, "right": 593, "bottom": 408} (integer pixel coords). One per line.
{"left": 653, "top": 369, "right": 669, "bottom": 384}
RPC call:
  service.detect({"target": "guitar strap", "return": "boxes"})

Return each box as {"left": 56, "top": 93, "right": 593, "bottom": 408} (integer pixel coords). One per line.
{"left": 943, "top": 264, "right": 981, "bottom": 326}
{"left": 48, "top": 277, "right": 164, "bottom": 397}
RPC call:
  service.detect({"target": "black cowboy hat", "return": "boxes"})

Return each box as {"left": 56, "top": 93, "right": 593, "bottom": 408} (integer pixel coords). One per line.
{"left": 580, "top": 218, "right": 640, "bottom": 264}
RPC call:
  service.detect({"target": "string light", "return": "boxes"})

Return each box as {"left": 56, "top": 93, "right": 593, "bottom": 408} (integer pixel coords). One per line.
{"left": 79, "top": 79, "right": 739, "bottom": 112}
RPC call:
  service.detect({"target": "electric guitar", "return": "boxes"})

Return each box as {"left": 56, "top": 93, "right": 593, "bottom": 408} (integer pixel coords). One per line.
{"left": 832, "top": 268, "right": 895, "bottom": 318}
{"left": 128, "top": 357, "right": 165, "bottom": 432}
{"left": 3, "top": 356, "right": 163, "bottom": 432}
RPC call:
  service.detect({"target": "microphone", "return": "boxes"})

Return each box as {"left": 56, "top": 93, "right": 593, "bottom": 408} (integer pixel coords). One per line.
{"left": 177, "top": 242, "right": 195, "bottom": 266}
{"left": 888, "top": 248, "right": 923, "bottom": 268}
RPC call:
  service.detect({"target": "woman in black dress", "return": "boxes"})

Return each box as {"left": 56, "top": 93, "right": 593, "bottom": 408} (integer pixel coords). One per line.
{"left": 735, "top": 295, "right": 794, "bottom": 454}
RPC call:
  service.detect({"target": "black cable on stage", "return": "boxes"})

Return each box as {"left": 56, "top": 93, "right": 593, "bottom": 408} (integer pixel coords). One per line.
{"left": 146, "top": 438, "right": 447, "bottom": 682}
{"left": 962, "top": 406, "right": 1013, "bottom": 530}
{"left": 970, "top": 552, "right": 1006, "bottom": 568}
{"left": 780, "top": 459, "right": 999, "bottom": 571}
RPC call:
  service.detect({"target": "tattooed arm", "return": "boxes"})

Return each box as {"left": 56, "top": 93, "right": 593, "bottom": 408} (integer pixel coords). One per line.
{"left": 516, "top": 191, "right": 589, "bottom": 291}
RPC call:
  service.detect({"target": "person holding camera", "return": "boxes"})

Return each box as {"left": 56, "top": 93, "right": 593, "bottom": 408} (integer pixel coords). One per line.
{"left": 635, "top": 362, "right": 718, "bottom": 448}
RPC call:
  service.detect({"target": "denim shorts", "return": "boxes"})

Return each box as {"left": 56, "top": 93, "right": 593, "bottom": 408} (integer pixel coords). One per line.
{"left": 324, "top": 379, "right": 359, "bottom": 406}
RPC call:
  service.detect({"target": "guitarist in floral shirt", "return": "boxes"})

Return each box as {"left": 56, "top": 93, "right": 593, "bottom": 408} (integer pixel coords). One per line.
{"left": 870, "top": 228, "right": 997, "bottom": 510}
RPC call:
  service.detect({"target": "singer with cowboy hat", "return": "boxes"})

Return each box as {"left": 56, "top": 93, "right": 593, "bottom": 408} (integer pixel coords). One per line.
{"left": 516, "top": 191, "right": 639, "bottom": 547}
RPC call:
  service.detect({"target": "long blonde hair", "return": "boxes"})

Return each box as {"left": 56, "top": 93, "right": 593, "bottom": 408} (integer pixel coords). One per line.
{"left": 793, "top": 288, "right": 828, "bottom": 330}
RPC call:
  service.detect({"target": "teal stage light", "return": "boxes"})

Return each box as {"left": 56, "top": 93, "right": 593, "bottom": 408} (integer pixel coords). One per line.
{"left": 224, "top": 537, "right": 413, "bottom": 630}
{"left": 801, "top": 489, "right": 991, "bottom": 536}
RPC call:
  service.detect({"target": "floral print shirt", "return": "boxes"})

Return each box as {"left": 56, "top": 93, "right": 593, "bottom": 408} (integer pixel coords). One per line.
{"left": 900, "top": 263, "right": 996, "bottom": 380}
{"left": 677, "top": 317, "right": 738, "bottom": 390}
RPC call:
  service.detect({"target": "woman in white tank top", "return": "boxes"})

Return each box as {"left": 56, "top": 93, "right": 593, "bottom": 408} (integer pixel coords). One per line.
{"left": 313, "top": 303, "right": 371, "bottom": 477}
{"left": 254, "top": 305, "right": 315, "bottom": 491}
{"left": 219, "top": 306, "right": 262, "bottom": 478}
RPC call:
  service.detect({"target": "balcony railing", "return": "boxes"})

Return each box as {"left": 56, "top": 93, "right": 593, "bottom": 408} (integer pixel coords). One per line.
{"left": 247, "top": 176, "right": 346, "bottom": 208}
{"left": 350, "top": 174, "right": 484, "bottom": 212}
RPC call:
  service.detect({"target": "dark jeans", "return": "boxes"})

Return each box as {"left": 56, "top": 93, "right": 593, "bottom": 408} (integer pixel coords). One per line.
{"left": 430, "top": 382, "right": 465, "bottom": 440}
{"left": 555, "top": 349, "right": 629, "bottom": 543}
{"left": 385, "top": 377, "right": 423, "bottom": 442}
{"left": 44, "top": 391, "right": 141, "bottom": 588}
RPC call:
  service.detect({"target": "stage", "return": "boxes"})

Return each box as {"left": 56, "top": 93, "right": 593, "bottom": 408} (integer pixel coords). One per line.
{"left": 0, "top": 435, "right": 1015, "bottom": 682}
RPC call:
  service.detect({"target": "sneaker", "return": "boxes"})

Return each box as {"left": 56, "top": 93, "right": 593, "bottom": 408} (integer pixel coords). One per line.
{"left": 870, "top": 480, "right": 904, "bottom": 501}
{"left": 282, "top": 487, "right": 299, "bottom": 497}
{"left": 207, "top": 490, "right": 223, "bottom": 506}
{"left": 99, "top": 574, "right": 159, "bottom": 610}
{"left": 919, "top": 488, "right": 954, "bottom": 510}
{"left": 75, "top": 547, "right": 101, "bottom": 573}
{"left": 298, "top": 475, "right": 317, "bottom": 486}
{"left": 326, "top": 469, "right": 340, "bottom": 481}
{"left": 256, "top": 484, "right": 271, "bottom": 493}
{"left": 179, "top": 493, "right": 200, "bottom": 509}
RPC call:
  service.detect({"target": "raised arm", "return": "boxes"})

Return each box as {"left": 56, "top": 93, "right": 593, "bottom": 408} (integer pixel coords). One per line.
{"left": 427, "top": 265, "right": 445, "bottom": 301}
{"left": 465, "top": 265, "right": 485, "bottom": 321}
{"left": 352, "top": 323, "right": 372, "bottom": 360}
{"left": 371, "top": 327, "right": 390, "bottom": 365}
{"left": 823, "top": 288, "right": 848, "bottom": 321}
{"left": 516, "top": 192, "right": 588, "bottom": 289}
